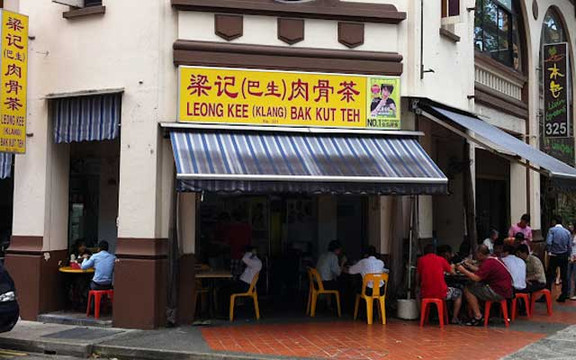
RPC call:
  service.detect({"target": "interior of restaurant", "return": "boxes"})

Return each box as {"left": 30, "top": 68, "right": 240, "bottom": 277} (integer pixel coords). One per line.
{"left": 67, "top": 139, "right": 120, "bottom": 254}
{"left": 194, "top": 193, "right": 371, "bottom": 315}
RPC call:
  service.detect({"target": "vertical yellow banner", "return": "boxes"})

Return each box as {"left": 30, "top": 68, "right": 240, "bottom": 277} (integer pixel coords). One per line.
{"left": 0, "top": 10, "right": 28, "bottom": 154}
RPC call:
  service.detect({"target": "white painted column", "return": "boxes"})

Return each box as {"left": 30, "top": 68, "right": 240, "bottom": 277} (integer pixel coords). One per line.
{"left": 178, "top": 193, "right": 196, "bottom": 255}
{"left": 510, "top": 162, "right": 528, "bottom": 225}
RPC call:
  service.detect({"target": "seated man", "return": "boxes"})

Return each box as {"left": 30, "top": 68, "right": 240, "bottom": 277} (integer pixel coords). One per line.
{"left": 347, "top": 246, "right": 387, "bottom": 296}
{"left": 418, "top": 244, "right": 463, "bottom": 324}
{"left": 81, "top": 240, "right": 116, "bottom": 290}
{"left": 516, "top": 244, "right": 546, "bottom": 293}
{"left": 236, "top": 246, "right": 262, "bottom": 293}
{"left": 457, "top": 245, "right": 513, "bottom": 326}
{"left": 501, "top": 245, "right": 526, "bottom": 292}
{"left": 316, "top": 240, "right": 344, "bottom": 290}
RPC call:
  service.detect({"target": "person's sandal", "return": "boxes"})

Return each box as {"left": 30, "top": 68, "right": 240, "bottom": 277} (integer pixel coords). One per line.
{"left": 465, "top": 317, "right": 483, "bottom": 326}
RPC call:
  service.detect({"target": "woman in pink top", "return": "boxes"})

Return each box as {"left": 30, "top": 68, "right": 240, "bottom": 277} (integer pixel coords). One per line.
{"left": 509, "top": 214, "right": 532, "bottom": 245}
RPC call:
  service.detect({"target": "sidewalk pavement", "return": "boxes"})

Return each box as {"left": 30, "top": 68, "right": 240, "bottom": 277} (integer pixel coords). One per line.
{"left": 1, "top": 301, "right": 576, "bottom": 360}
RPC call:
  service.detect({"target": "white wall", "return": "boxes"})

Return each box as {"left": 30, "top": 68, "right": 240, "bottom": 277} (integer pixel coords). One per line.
{"left": 13, "top": 0, "right": 178, "bottom": 247}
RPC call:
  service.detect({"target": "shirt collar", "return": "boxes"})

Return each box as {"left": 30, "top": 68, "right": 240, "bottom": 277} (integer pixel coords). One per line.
{"left": 555, "top": 224, "right": 564, "bottom": 228}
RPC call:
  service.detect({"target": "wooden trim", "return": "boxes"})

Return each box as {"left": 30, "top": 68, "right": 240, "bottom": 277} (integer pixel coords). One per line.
{"left": 63, "top": 5, "right": 106, "bottom": 19}
{"left": 171, "top": 0, "right": 406, "bottom": 24}
{"left": 116, "top": 238, "right": 169, "bottom": 259}
{"left": 475, "top": 84, "right": 529, "bottom": 119}
{"left": 7, "top": 236, "right": 43, "bottom": 253}
{"left": 338, "top": 22, "right": 364, "bottom": 48}
{"left": 173, "top": 40, "right": 403, "bottom": 76}
{"left": 215, "top": 14, "right": 243, "bottom": 41}
{"left": 475, "top": 52, "right": 527, "bottom": 86}
{"left": 278, "top": 18, "right": 304, "bottom": 45}
{"left": 439, "top": 27, "right": 460, "bottom": 43}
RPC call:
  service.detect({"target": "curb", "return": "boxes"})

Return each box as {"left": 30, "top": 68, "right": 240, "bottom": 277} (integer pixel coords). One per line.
{"left": 0, "top": 337, "right": 93, "bottom": 358}
{"left": 93, "top": 344, "right": 307, "bottom": 360}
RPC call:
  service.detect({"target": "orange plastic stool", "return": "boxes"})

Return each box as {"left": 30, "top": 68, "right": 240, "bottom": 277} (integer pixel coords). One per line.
{"left": 86, "top": 290, "right": 114, "bottom": 319}
{"left": 530, "top": 289, "right": 553, "bottom": 316}
{"left": 484, "top": 299, "right": 509, "bottom": 327}
{"left": 511, "top": 293, "right": 531, "bottom": 320}
{"left": 420, "top": 298, "right": 449, "bottom": 328}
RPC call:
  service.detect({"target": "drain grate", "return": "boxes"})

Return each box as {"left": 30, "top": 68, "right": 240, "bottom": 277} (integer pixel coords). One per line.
{"left": 42, "top": 328, "right": 123, "bottom": 340}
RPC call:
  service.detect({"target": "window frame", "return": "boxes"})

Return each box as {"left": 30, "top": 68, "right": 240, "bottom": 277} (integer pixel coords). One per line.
{"left": 474, "top": 0, "right": 522, "bottom": 71}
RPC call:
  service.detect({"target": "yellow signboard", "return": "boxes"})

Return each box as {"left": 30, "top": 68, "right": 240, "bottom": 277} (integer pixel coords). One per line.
{"left": 179, "top": 67, "right": 401, "bottom": 129}
{"left": 0, "top": 10, "right": 28, "bottom": 154}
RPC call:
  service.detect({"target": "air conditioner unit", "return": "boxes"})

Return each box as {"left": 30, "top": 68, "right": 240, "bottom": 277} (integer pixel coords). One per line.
{"left": 52, "top": 0, "right": 84, "bottom": 8}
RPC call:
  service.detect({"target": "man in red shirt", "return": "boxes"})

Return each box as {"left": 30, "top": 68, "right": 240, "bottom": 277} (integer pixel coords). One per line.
{"left": 417, "top": 244, "right": 462, "bottom": 324}
{"left": 457, "top": 245, "right": 513, "bottom": 326}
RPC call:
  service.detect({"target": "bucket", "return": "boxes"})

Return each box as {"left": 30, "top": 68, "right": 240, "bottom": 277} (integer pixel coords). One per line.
{"left": 397, "top": 299, "right": 419, "bottom": 320}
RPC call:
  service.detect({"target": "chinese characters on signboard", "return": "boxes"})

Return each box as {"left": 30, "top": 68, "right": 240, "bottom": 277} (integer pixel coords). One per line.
{"left": 543, "top": 43, "right": 569, "bottom": 139}
{"left": 178, "top": 67, "right": 401, "bottom": 129}
{"left": 0, "top": 10, "right": 28, "bottom": 154}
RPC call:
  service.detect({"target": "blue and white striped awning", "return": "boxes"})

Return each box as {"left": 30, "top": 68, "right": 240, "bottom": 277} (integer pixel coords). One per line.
{"left": 169, "top": 129, "right": 447, "bottom": 195}
{"left": 52, "top": 93, "right": 121, "bottom": 144}
{"left": 0, "top": 153, "right": 12, "bottom": 179}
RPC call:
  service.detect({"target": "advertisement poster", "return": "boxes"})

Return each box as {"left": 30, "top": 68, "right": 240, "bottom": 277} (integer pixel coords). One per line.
{"left": 543, "top": 43, "right": 570, "bottom": 138}
{"left": 0, "top": 10, "right": 28, "bottom": 154}
{"left": 179, "top": 66, "right": 401, "bottom": 129}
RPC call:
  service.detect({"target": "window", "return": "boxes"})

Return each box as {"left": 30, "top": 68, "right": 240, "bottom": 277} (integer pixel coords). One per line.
{"left": 474, "top": 0, "right": 522, "bottom": 70}
{"left": 442, "top": 0, "right": 460, "bottom": 18}
{"left": 84, "top": 0, "right": 102, "bottom": 7}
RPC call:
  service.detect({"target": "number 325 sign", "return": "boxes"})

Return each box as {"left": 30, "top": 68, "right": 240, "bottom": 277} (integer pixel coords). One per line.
{"left": 543, "top": 43, "right": 570, "bottom": 138}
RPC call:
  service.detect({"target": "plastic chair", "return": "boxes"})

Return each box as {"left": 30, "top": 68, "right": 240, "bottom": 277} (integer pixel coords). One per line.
{"left": 511, "top": 293, "right": 531, "bottom": 321}
{"left": 229, "top": 272, "right": 260, "bottom": 322}
{"left": 530, "top": 288, "right": 553, "bottom": 316}
{"left": 307, "top": 268, "right": 341, "bottom": 317}
{"left": 420, "top": 298, "right": 449, "bottom": 328}
{"left": 484, "top": 299, "right": 509, "bottom": 327}
{"left": 86, "top": 289, "right": 114, "bottom": 320}
{"left": 354, "top": 273, "right": 388, "bottom": 325}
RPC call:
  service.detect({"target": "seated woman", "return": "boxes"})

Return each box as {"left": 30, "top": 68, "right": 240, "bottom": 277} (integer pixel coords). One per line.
{"left": 70, "top": 238, "right": 92, "bottom": 264}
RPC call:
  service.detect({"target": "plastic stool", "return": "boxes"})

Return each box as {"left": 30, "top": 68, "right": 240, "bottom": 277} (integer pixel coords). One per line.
{"left": 484, "top": 299, "right": 509, "bottom": 327}
{"left": 86, "top": 290, "right": 114, "bottom": 319}
{"left": 530, "top": 289, "right": 552, "bottom": 316}
{"left": 511, "top": 293, "right": 531, "bottom": 320}
{"left": 420, "top": 298, "right": 449, "bottom": 328}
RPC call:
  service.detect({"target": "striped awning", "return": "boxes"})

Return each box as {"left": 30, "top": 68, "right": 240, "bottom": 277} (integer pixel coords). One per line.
{"left": 52, "top": 93, "right": 121, "bottom": 144}
{"left": 0, "top": 153, "right": 12, "bottom": 179}
{"left": 169, "top": 129, "right": 447, "bottom": 195}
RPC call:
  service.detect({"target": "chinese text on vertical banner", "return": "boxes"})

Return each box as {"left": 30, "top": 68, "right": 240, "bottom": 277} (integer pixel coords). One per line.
{"left": 179, "top": 67, "right": 401, "bottom": 129}
{"left": 543, "top": 43, "right": 569, "bottom": 139}
{"left": 0, "top": 10, "right": 28, "bottom": 153}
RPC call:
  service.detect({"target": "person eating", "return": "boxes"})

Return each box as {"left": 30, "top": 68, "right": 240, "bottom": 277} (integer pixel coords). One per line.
{"left": 457, "top": 245, "right": 513, "bottom": 326}
{"left": 81, "top": 240, "right": 116, "bottom": 291}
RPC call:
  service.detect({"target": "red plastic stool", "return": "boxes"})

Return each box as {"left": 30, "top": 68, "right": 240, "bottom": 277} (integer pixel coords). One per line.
{"left": 511, "top": 293, "right": 531, "bottom": 320}
{"left": 530, "top": 289, "right": 552, "bottom": 316}
{"left": 86, "top": 290, "right": 114, "bottom": 319}
{"left": 420, "top": 298, "right": 449, "bottom": 328}
{"left": 484, "top": 299, "right": 509, "bottom": 327}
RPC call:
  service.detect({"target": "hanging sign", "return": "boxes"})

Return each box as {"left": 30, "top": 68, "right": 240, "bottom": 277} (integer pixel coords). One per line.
{"left": 178, "top": 66, "right": 401, "bottom": 129}
{"left": 543, "top": 43, "right": 570, "bottom": 139}
{"left": 0, "top": 10, "right": 28, "bottom": 154}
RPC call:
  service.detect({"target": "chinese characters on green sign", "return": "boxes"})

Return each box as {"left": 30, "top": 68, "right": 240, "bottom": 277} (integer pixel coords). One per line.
{"left": 543, "top": 43, "right": 569, "bottom": 138}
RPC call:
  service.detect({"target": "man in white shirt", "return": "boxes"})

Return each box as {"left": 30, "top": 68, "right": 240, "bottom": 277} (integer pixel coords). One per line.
{"left": 501, "top": 245, "right": 526, "bottom": 291}
{"left": 237, "top": 246, "right": 262, "bottom": 293}
{"left": 316, "top": 241, "right": 344, "bottom": 290}
{"left": 482, "top": 229, "right": 499, "bottom": 254}
{"left": 347, "top": 247, "right": 387, "bottom": 296}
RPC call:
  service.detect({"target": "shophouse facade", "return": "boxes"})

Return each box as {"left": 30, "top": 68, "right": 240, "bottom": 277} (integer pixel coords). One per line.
{"left": 1, "top": 0, "right": 575, "bottom": 329}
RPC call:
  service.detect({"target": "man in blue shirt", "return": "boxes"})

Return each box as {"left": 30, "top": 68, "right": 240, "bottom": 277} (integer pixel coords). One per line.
{"left": 81, "top": 241, "right": 116, "bottom": 290}
{"left": 546, "top": 215, "right": 572, "bottom": 302}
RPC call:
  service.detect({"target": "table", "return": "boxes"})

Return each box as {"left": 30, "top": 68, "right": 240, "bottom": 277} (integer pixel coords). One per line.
{"left": 196, "top": 271, "right": 233, "bottom": 279}
{"left": 59, "top": 266, "right": 94, "bottom": 274}
{"left": 196, "top": 271, "right": 233, "bottom": 318}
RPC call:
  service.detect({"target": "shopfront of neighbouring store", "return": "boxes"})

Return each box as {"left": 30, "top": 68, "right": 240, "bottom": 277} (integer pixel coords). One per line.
{"left": 162, "top": 65, "right": 449, "bottom": 319}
